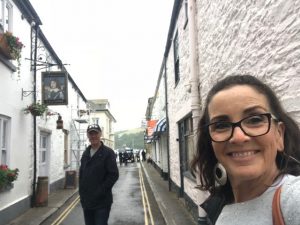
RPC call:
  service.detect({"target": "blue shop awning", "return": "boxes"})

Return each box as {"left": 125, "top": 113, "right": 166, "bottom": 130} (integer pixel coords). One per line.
{"left": 153, "top": 117, "right": 167, "bottom": 134}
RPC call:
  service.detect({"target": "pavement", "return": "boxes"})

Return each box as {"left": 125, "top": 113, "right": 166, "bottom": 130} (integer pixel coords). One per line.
{"left": 8, "top": 162, "right": 197, "bottom": 225}
{"left": 7, "top": 188, "right": 78, "bottom": 225}
{"left": 141, "top": 162, "right": 197, "bottom": 225}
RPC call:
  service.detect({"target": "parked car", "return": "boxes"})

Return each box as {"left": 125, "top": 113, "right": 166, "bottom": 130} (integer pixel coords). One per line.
{"left": 124, "top": 148, "right": 135, "bottom": 163}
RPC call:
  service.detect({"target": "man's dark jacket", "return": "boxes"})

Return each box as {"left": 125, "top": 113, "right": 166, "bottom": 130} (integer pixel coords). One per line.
{"left": 79, "top": 142, "right": 119, "bottom": 209}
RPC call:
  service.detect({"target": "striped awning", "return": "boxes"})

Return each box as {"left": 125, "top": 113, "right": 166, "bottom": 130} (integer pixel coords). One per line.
{"left": 153, "top": 117, "right": 167, "bottom": 134}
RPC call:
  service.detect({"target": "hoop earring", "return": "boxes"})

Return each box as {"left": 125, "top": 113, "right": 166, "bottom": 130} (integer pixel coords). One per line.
{"left": 214, "top": 163, "right": 227, "bottom": 186}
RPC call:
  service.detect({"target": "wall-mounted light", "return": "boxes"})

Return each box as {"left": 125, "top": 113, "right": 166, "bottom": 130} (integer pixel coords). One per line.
{"left": 56, "top": 114, "right": 63, "bottom": 129}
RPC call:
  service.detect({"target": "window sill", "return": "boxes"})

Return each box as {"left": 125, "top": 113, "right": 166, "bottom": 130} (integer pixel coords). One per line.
{"left": 0, "top": 53, "right": 17, "bottom": 72}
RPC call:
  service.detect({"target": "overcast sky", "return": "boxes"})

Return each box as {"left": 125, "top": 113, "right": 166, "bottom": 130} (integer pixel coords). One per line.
{"left": 30, "top": 0, "right": 173, "bottom": 131}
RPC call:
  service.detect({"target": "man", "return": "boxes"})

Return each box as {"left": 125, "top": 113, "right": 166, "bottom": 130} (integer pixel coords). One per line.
{"left": 141, "top": 149, "right": 146, "bottom": 161}
{"left": 118, "top": 151, "right": 123, "bottom": 165}
{"left": 79, "top": 124, "right": 119, "bottom": 225}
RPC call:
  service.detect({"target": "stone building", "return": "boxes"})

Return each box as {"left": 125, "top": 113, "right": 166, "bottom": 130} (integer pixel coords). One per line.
{"left": 146, "top": 0, "right": 300, "bottom": 222}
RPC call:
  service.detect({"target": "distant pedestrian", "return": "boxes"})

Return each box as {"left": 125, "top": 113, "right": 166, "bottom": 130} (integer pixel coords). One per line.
{"left": 118, "top": 152, "right": 123, "bottom": 165}
{"left": 141, "top": 150, "right": 146, "bottom": 161}
{"left": 79, "top": 124, "right": 119, "bottom": 225}
{"left": 136, "top": 151, "right": 140, "bottom": 162}
{"left": 123, "top": 151, "right": 129, "bottom": 166}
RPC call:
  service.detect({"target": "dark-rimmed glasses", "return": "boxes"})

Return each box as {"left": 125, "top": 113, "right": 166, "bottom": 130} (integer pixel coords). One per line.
{"left": 206, "top": 113, "right": 278, "bottom": 143}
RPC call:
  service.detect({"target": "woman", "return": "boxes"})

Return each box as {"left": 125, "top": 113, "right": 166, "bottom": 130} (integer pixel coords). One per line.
{"left": 191, "top": 75, "right": 300, "bottom": 225}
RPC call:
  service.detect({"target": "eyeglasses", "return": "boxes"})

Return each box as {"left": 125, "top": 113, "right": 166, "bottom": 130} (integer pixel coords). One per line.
{"left": 206, "top": 113, "right": 278, "bottom": 143}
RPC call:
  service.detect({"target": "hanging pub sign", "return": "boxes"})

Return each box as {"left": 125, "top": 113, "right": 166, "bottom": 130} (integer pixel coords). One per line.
{"left": 42, "top": 71, "right": 68, "bottom": 105}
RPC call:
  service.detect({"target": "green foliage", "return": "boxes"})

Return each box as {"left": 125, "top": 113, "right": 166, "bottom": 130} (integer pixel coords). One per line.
{"left": 115, "top": 128, "right": 145, "bottom": 149}
{"left": 0, "top": 165, "right": 19, "bottom": 188}
{"left": 4, "top": 31, "right": 24, "bottom": 60}
{"left": 24, "top": 102, "right": 48, "bottom": 116}
{"left": 2, "top": 31, "right": 25, "bottom": 77}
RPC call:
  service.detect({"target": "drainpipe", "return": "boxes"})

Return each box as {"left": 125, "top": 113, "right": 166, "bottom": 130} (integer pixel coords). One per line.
{"left": 188, "top": 0, "right": 201, "bottom": 125}
{"left": 187, "top": 0, "right": 207, "bottom": 223}
{"left": 31, "top": 22, "right": 39, "bottom": 207}
{"left": 163, "top": 58, "right": 171, "bottom": 191}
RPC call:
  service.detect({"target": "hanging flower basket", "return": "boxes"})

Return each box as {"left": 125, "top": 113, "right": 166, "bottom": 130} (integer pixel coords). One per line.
{"left": 0, "top": 31, "right": 25, "bottom": 77}
{"left": 0, "top": 31, "right": 24, "bottom": 60}
{"left": 24, "top": 102, "right": 48, "bottom": 116}
{"left": 0, "top": 34, "right": 13, "bottom": 59}
{"left": 0, "top": 165, "right": 19, "bottom": 192}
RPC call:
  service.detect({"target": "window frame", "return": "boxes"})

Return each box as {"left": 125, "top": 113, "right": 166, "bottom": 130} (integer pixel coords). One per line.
{"left": 39, "top": 134, "right": 48, "bottom": 165}
{"left": 183, "top": 116, "right": 193, "bottom": 172}
{"left": 0, "top": 115, "right": 11, "bottom": 165}
{"left": 183, "top": 0, "right": 189, "bottom": 29}
{"left": 0, "top": 0, "right": 13, "bottom": 33}
{"left": 178, "top": 114, "right": 194, "bottom": 173}
{"left": 173, "top": 30, "right": 180, "bottom": 84}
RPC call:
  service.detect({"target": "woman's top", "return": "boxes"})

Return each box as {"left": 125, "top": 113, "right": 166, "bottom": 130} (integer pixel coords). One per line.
{"left": 216, "top": 175, "right": 300, "bottom": 225}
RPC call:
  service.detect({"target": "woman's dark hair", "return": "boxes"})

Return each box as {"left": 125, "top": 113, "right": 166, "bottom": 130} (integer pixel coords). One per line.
{"left": 190, "top": 74, "right": 300, "bottom": 199}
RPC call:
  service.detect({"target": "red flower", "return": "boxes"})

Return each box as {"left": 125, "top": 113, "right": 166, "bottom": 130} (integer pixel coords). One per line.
{"left": 0, "top": 165, "right": 8, "bottom": 171}
{"left": 0, "top": 165, "right": 19, "bottom": 187}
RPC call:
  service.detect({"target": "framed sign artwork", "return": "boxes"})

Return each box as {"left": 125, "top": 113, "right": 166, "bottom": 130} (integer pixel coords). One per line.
{"left": 42, "top": 71, "right": 68, "bottom": 105}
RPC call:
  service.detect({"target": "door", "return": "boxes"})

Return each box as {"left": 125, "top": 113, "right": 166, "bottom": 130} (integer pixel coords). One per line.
{"left": 39, "top": 132, "right": 50, "bottom": 177}
{"left": 178, "top": 115, "right": 193, "bottom": 197}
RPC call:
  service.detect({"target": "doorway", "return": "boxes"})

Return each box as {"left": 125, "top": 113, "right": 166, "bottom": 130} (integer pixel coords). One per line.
{"left": 39, "top": 132, "right": 50, "bottom": 177}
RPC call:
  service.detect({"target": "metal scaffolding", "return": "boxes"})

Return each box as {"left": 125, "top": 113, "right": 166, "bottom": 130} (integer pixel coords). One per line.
{"left": 70, "top": 112, "right": 89, "bottom": 170}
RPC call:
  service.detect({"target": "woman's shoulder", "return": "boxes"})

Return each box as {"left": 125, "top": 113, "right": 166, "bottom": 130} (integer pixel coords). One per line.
{"left": 281, "top": 175, "right": 300, "bottom": 224}
{"left": 282, "top": 174, "right": 300, "bottom": 189}
{"left": 281, "top": 174, "right": 300, "bottom": 194}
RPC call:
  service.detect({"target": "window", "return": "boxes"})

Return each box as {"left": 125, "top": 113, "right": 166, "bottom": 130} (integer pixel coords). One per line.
{"left": 173, "top": 31, "right": 180, "bottom": 84}
{"left": 179, "top": 115, "right": 194, "bottom": 172}
{"left": 39, "top": 134, "right": 47, "bottom": 164}
{"left": 184, "top": 117, "right": 194, "bottom": 171}
{"left": 0, "top": 0, "right": 13, "bottom": 32}
{"left": 92, "top": 118, "right": 99, "bottom": 125}
{"left": 0, "top": 115, "right": 10, "bottom": 165}
{"left": 184, "top": 0, "right": 188, "bottom": 29}
{"left": 64, "top": 131, "right": 69, "bottom": 165}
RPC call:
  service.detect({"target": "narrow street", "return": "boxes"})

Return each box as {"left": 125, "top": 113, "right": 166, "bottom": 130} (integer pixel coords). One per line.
{"left": 41, "top": 162, "right": 166, "bottom": 225}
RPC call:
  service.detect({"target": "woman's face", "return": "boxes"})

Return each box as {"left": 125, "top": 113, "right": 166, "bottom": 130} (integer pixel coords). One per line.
{"left": 208, "top": 85, "right": 285, "bottom": 186}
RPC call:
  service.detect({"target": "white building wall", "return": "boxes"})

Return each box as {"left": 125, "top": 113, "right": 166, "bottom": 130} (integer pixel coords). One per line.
{"left": 166, "top": 4, "right": 194, "bottom": 194}
{"left": 0, "top": 1, "right": 35, "bottom": 210}
{"left": 0, "top": 2, "right": 89, "bottom": 222}
{"left": 152, "top": 78, "right": 166, "bottom": 120}
{"left": 150, "top": 72, "right": 168, "bottom": 172}
{"left": 195, "top": 0, "right": 300, "bottom": 121}
{"left": 160, "top": 134, "right": 168, "bottom": 173}
{"left": 35, "top": 70, "right": 88, "bottom": 183}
